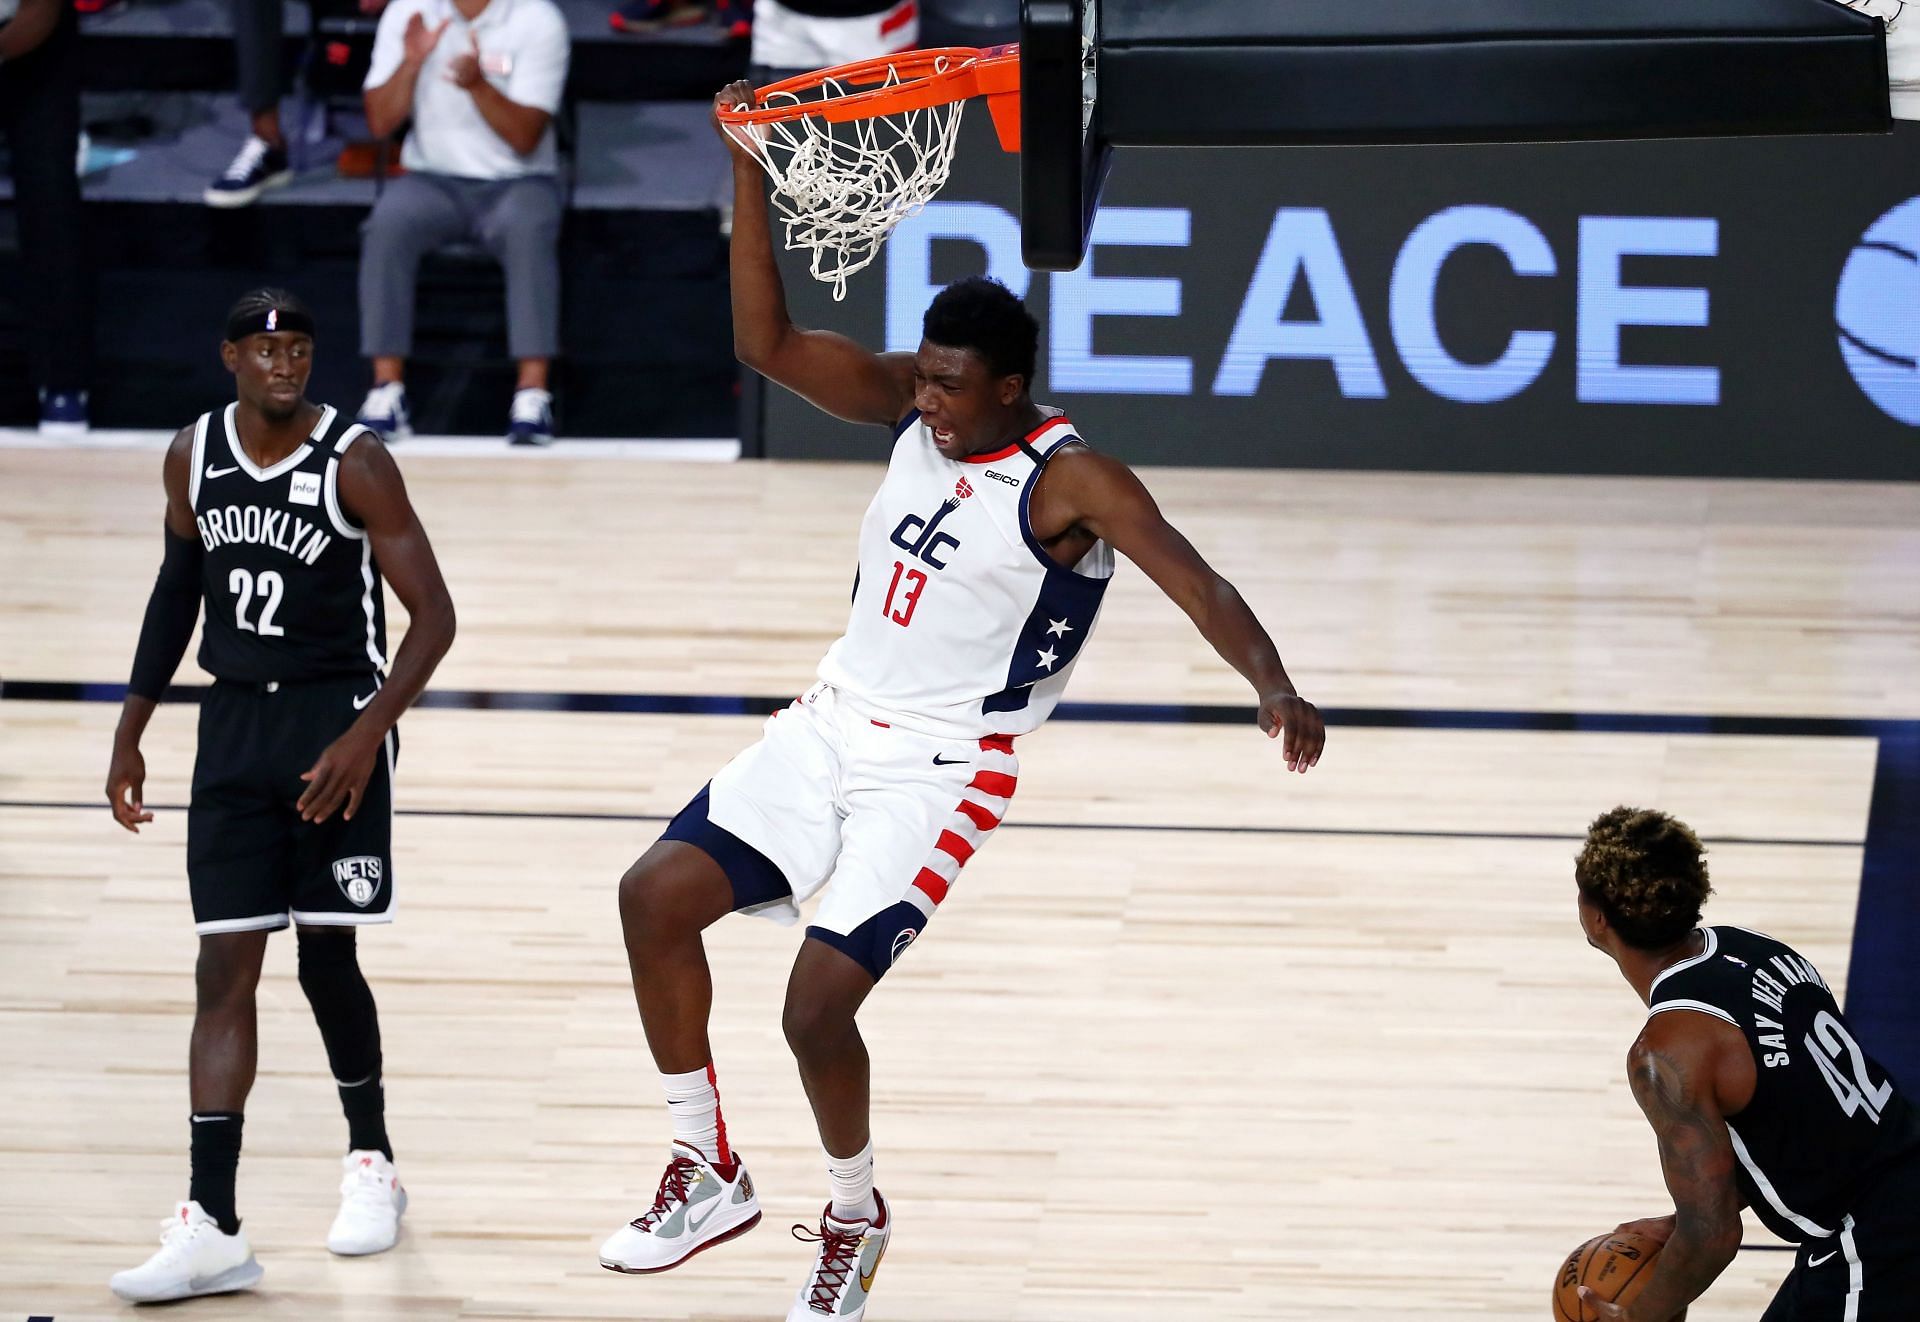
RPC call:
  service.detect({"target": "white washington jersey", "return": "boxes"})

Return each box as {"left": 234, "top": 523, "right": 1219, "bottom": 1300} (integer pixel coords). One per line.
{"left": 817, "top": 410, "right": 1114, "bottom": 738}
{"left": 189, "top": 402, "right": 387, "bottom": 685}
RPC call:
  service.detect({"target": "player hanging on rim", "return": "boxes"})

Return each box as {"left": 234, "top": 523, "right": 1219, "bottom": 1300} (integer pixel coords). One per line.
{"left": 594, "top": 81, "right": 1327, "bottom": 1322}
{"left": 104, "top": 289, "right": 456, "bottom": 1303}
{"left": 1573, "top": 807, "right": 1920, "bottom": 1321}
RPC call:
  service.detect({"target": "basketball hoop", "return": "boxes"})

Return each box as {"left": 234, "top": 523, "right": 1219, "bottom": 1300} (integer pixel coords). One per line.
{"left": 718, "top": 46, "right": 1021, "bottom": 301}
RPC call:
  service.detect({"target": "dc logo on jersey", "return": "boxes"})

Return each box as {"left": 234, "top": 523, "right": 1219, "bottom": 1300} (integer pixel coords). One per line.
{"left": 889, "top": 927, "right": 918, "bottom": 966}
{"left": 890, "top": 497, "right": 965, "bottom": 569}
{"left": 332, "top": 856, "right": 383, "bottom": 907}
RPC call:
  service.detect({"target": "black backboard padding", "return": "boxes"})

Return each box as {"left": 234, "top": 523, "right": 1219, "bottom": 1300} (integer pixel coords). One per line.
{"left": 1019, "top": 0, "right": 1891, "bottom": 269}
{"left": 1101, "top": 36, "right": 1891, "bottom": 147}
{"left": 1099, "top": 0, "right": 1884, "bottom": 43}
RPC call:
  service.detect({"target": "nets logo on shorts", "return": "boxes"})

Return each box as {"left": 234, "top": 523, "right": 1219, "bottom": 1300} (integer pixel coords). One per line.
{"left": 332, "top": 856, "right": 384, "bottom": 908}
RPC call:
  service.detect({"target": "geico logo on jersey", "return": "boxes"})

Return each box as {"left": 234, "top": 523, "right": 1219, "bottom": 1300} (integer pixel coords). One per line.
{"left": 332, "top": 856, "right": 384, "bottom": 907}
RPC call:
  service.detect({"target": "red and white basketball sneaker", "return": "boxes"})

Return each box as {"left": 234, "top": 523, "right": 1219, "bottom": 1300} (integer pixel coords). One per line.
{"left": 599, "top": 1141, "right": 761, "bottom": 1273}
{"left": 786, "top": 1191, "right": 891, "bottom": 1321}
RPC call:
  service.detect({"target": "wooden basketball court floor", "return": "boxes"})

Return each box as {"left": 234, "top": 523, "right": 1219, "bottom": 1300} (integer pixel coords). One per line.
{"left": 4, "top": 441, "right": 1918, "bottom": 1320}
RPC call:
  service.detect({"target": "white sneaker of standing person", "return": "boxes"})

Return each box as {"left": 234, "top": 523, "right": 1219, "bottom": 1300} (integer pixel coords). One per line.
{"left": 599, "top": 1140, "right": 762, "bottom": 1273}
{"left": 507, "top": 386, "right": 554, "bottom": 446}
{"left": 327, "top": 1149, "right": 408, "bottom": 1255}
{"left": 356, "top": 381, "right": 412, "bottom": 440}
{"left": 109, "top": 1200, "right": 264, "bottom": 1303}
{"left": 787, "top": 1191, "right": 891, "bottom": 1322}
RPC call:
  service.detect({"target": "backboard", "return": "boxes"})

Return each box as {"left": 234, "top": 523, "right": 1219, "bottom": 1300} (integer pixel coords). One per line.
{"left": 1017, "top": 0, "right": 1890, "bottom": 272}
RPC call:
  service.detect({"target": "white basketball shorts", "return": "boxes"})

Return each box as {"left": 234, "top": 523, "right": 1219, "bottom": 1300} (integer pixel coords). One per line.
{"left": 659, "top": 682, "right": 1018, "bottom": 980}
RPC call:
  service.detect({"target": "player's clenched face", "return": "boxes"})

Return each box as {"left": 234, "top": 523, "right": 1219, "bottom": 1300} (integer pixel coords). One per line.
{"left": 222, "top": 330, "right": 314, "bottom": 422}
{"left": 913, "top": 340, "right": 1026, "bottom": 461}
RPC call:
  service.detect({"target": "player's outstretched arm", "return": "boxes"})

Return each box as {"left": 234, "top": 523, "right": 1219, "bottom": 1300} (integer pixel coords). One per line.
{"left": 713, "top": 81, "right": 915, "bottom": 428}
{"left": 1042, "top": 448, "right": 1324, "bottom": 771}
{"left": 1582, "top": 1019, "right": 1745, "bottom": 1322}
{"left": 295, "top": 437, "right": 456, "bottom": 824}
{"left": 107, "top": 427, "right": 203, "bottom": 833}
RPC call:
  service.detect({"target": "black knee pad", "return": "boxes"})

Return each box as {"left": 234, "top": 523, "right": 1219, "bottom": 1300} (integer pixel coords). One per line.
{"left": 296, "top": 926, "right": 358, "bottom": 983}
{"left": 295, "top": 927, "right": 381, "bottom": 1082}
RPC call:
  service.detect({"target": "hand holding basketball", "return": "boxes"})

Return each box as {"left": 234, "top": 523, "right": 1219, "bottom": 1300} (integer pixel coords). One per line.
{"left": 1610, "top": 1215, "right": 1676, "bottom": 1247}
{"left": 1553, "top": 1229, "right": 1665, "bottom": 1322}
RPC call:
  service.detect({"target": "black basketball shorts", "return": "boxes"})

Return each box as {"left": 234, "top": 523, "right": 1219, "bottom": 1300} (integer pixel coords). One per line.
{"left": 187, "top": 676, "right": 397, "bottom": 934}
{"left": 1759, "top": 1155, "right": 1920, "bottom": 1322}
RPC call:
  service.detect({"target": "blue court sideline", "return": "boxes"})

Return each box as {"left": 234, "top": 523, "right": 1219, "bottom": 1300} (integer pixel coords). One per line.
{"left": 6, "top": 678, "right": 1915, "bottom": 1091}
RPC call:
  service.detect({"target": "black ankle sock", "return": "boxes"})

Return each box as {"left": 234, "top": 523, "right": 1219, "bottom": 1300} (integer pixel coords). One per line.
{"left": 188, "top": 1111, "right": 244, "bottom": 1234}
{"left": 339, "top": 1073, "right": 392, "bottom": 1160}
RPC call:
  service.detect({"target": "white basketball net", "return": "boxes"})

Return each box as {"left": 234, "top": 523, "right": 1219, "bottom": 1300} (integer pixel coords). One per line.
{"left": 726, "top": 59, "right": 971, "bottom": 301}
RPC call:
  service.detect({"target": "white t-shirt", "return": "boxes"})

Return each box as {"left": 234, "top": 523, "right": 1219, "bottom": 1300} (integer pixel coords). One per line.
{"left": 365, "top": 0, "right": 570, "bottom": 179}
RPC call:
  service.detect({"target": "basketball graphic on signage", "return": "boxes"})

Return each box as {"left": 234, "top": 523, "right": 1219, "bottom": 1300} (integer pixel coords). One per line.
{"left": 1835, "top": 195, "right": 1920, "bottom": 426}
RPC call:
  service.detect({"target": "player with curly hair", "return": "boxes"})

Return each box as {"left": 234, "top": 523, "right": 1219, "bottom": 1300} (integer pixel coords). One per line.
{"left": 1575, "top": 807, "right": 1920, "bottom": 1321}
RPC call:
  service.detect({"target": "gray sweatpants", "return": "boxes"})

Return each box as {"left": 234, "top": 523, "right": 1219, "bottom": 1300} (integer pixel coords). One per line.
{"left": 359, "top": 171, "right": 562, "bottom": 361}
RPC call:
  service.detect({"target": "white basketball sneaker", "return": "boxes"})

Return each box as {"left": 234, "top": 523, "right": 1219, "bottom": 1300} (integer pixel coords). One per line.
{"left": 786, "top": 1191, "right": 891, "bottom": 1321}
{"left": 599, "top": 1140, "right": 762, "bottom": 1273}
{"left": 109, "top": 1200, "right": 263, "bottom": 1303}
{"left": 327, "top": 1150, "right": 407, "bottom": 1256}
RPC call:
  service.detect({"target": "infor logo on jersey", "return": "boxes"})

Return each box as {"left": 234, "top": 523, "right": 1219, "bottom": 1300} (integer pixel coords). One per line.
{"left": 332, "top": 856, "right": 383, "bottom": 907}
{"left": 289, "top": 471, "right": 322, "bottom": 506}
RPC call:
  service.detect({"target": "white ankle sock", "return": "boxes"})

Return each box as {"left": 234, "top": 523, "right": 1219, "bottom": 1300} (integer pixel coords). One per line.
{"left": 661, "top": 1063, "right": 731, "bottom": 1164}
{"left": 826, "top": 1139, "right": 878, "bottom": 1222}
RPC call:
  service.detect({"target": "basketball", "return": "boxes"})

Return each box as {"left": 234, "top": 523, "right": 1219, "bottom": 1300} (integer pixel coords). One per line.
{"left": 1552, "top": 1230, "right": 1663, "bottom": 1321}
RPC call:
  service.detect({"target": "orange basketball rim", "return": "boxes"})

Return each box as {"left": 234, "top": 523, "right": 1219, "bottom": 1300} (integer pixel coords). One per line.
{"left": 717, "top": 45, "right": 1023, "bottom": 152}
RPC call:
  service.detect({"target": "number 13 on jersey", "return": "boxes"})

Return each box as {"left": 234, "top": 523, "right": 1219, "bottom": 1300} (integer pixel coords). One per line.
{"left": 882, "top": 561, "right": 927, "bottom": 627}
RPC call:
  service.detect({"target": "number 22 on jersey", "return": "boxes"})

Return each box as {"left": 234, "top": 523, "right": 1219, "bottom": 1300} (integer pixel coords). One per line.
{"left": 229, "top": 567, "right": 286, "bottom": 637}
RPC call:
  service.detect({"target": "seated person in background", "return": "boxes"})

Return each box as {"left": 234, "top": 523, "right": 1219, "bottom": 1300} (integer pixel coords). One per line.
{"left": 208, "top": 0, "right": 394, "bottom": 210}
{"left": 204, "top": 0, "right": 294, "bottom": 208}
{"left": 358, "top": 0, "right": 568, "bottom": 446}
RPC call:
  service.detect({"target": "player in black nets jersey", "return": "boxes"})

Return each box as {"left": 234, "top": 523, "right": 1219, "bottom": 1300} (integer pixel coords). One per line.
{"left": 103, "top": 289, "right": 456, "bottom": 1303}
{"left": 1575, "top": 806, "right": 1920, "bottom": 1322}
